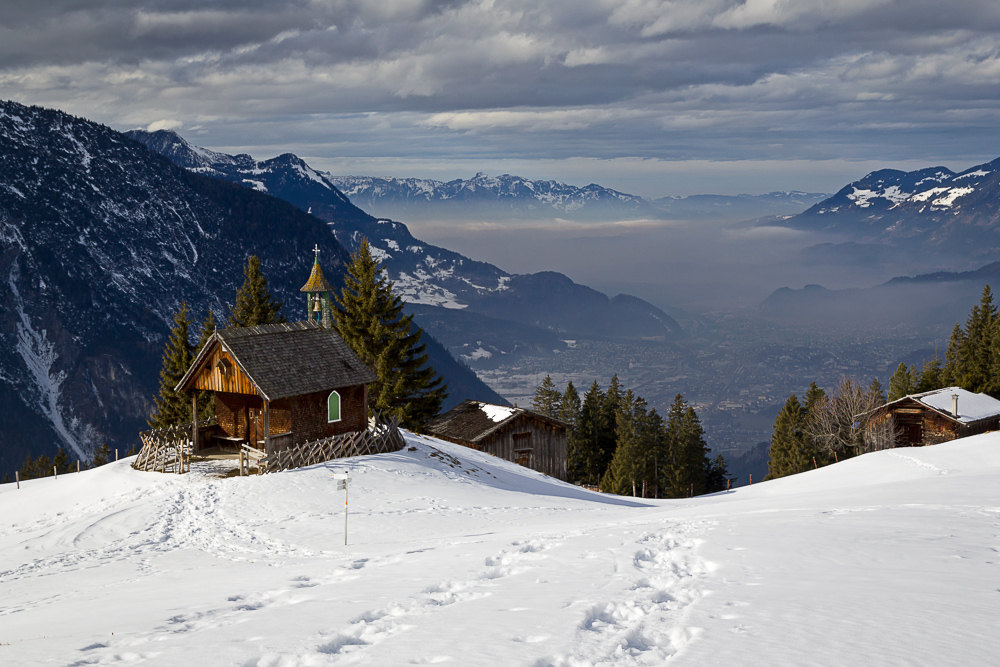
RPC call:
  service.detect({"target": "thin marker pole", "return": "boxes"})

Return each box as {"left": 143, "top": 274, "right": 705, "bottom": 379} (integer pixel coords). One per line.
{"left": 115, "top": 449, "right": 119, "bottom": 461}
{"left": 15, "top": 471, "right": 19, "bottom": 489}
{"left": 345, "top": 480, "right": 349, "bottom": 546}
{"left": 54, "top": 466, "right": 58, "bottom": 480}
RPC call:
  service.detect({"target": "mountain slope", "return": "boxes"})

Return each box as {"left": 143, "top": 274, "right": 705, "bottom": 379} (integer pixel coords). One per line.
{"left": 782, "top": 158, "right": 1000, "bottom": 258}
{"left": 0, "top": 101, "right": 500, "bottom": 478}
{"left": 0, "top": 101, "right": 356, "bottom": 475}
{"left": 759, "top": 260, "right": 1000, "bottom": 327}
{"left": 127, "top": 130, "right": 684, "bottom": 350}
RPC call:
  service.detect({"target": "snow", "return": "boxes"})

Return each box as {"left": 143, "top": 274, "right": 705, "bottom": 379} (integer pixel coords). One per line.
{"left": 931, "top": 186, "right": 974, "bottom": 207}
{"left": 909, "top": 386, "right": 1000, "bottom": 423}
{"left": 479, "top": 403, "right": 518, "bottom": 423}
{"left": 954, "top": 169, "right": 990, "bottom": 180}
{"left": 910, "top": 187, "right": 950, "bottom": 202}
{"left": 3, "top": 432, "right": 1000, "bottom": 665}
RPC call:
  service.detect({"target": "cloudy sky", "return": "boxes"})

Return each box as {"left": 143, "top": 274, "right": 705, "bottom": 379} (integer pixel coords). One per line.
{"left": 3, "top": 0, "right": 1000, "bottom": 196}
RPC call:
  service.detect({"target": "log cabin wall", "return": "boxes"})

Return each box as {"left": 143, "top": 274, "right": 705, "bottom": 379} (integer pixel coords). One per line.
{"left": 478, "top": 415, "right": 568, "bottom": 480}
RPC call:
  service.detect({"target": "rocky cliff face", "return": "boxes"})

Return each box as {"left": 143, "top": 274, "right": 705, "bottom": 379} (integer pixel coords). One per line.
{"left": 0, "top": 101, "right": 350, "bottom": 475}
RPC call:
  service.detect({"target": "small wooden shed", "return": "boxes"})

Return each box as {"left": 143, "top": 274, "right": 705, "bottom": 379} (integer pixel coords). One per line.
{"left": 424, "top": 400, "right": 570, "bottom": 479}
{"left": 175, "top": 321, "right": 377, "bottom": 456}
{"left": 867, "top": 386, "right": 1000, "bottom": 447}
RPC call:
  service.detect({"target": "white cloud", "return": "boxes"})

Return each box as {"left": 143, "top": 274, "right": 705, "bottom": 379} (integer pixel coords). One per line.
{"left": 146, "top": 118, "right": 183, "bottom": 131}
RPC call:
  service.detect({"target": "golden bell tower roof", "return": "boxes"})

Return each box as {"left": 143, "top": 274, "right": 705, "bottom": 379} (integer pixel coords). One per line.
{"left": 300, "top": 244, "right": 336, "bottom": 293}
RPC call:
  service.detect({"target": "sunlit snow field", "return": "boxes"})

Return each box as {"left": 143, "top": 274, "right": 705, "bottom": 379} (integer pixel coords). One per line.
{"left": 1, "top": 432, "right": 998, "bottom": 666}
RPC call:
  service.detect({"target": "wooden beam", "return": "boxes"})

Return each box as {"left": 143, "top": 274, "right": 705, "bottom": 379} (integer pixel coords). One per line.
{"left": 263, "top": 398, "right": 271, "bottom": 456}
{"left": 191, "top": 392, "right": 198, "bottom": 455}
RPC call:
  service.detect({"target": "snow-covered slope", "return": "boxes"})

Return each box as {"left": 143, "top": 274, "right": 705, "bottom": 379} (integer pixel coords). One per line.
{"left": 2, "top": 432, "right": 998, "bottom": 665}
{"left": 787, "top": 158, "right": 1000, "bottom": 257}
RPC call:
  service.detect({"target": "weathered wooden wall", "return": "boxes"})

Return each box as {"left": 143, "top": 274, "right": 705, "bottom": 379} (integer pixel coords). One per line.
{"left": 189, "top": 344, "right": 258, "bottom": 395}
{"left": 213, "top": 385, "right": 366, "bottom": 448}
{"left": 477, "top": 415, "right": 567, "bottom": 480}
{"left": 284, "top": 384, "right": 368, "bottom": 448}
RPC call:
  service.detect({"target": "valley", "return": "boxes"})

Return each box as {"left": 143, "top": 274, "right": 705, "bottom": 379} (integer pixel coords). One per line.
{"left": 473, "top": 315, "right": 939, "bottom": 460}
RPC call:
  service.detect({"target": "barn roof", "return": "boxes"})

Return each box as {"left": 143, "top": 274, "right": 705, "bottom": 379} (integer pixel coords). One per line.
{"left": 424, "top": 399, "right": 571, "bottom": 443}
{"left": 881, "top": 386, "right": 1000, "bottom": 424}
{"left": 175, "top": 321, "right": 376, "bottom": 401}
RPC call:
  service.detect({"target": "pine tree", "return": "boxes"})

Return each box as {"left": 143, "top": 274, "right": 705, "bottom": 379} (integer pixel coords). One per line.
{"left": 194, "top": 307, "right": 218, "bottom": 420}
{"left": 867, "top": 378, "right": 886, "bottom": 405}
{"left": 601, "top": 390, "right": 642, "bottom": 495}
{"left": 559, "top": 381, "right": 581, "bottom": 425}
{"left": 959, "top": 285, "right": 996, "bottom": 393}
{"left": 679, "top": 405, "right": 711, "bottom": 496}
{"left": 148, "top": 302, "right": 196, "bottom": 429}
{"left": 92, "top": 443, "right": 111, "bottom": 467}
{"left": 597, "top": 375, "right": 622, "bottom": 479}
{"left": 229, "top": 255, "right": 285, "bottom": 328}
{"left": 568, "top": 381, "right": 604, "bottom": 484}
{"left": 663, "top": 394, "right": 709, "bottom": 497}
{"left": 532, "top": 375, "right": 561, "bottom": 417}
{"left": 943, "top": 323, "right": 965, "bottom": 386}
{"left": 888, "top": 362, "right": 915, "bottom": 401}
{"left": 916, "top": 354, "right": 945, "bottom": 393}
{"left": 705, "top": 454, "right": 730, "bottom": 493}
{"left": 767, "top": 394, "right": 810, "bottom": 479}
{"left": 334, "top": 237, "right": 447, "bottom": 429}
{"left": 53, "top": 448, "right": 72, "bottom": 475}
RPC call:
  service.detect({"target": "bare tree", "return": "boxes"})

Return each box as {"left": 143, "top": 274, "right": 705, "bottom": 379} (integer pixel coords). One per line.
{"left": 808, "top": 377, "right": 896, "bottom": 456}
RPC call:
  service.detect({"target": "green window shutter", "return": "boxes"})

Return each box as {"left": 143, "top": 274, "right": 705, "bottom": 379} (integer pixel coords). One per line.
{"left": 328, "top": 391, "right": 341, "bottom": 422}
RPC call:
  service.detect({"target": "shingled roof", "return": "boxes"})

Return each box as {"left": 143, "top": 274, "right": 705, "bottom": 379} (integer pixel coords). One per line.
{"left": 424, "top": 399, "right": 570, "bottom": 443}
{"left": 175, "top": 321, "right": 376, "bottom": 401}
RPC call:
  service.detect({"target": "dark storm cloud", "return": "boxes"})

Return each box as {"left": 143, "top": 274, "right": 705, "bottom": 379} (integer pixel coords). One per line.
{"left": 3, "top": 0, "right": 1000, "bottom": 192}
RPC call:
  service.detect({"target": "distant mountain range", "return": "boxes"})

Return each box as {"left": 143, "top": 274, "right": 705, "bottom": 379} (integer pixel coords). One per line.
{"left": 760, "top": 261, "right": 1000, "bottom": 329}
{"left": 328, "top": 172, "right": 827, "bottom": 223}
{"left": 0, "top": 101, "right": 503, "bottom": 478}
{"left": 128, "top": 130, "right": 684, "bottom": 361}
{"left": 780, "top": 158, "right": 1000, "bottom": 261}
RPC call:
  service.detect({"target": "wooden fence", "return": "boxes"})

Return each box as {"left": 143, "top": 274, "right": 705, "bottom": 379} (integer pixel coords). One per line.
{"left": 257, "top": 413, "right": 406, "bottom": 474}
{"left": 132, "top": 420, "right": 213, "bottom": 474}
{"left": 134, "top": 413, "right": 405, "bottom": 476}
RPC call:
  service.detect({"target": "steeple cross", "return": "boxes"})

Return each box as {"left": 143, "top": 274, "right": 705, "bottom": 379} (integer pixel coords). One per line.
{"left": 313, "top": 244, "right": 321, "bottom": 259}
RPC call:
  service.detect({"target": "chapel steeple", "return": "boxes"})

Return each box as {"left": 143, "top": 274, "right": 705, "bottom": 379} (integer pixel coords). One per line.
{"left": 300, "top": 244, "right": 336, "bottom": 327}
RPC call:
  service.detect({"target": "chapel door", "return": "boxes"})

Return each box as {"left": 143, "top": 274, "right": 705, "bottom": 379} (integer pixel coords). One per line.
{"left": 248, "top": 406, "right": 263, "bottom": 445}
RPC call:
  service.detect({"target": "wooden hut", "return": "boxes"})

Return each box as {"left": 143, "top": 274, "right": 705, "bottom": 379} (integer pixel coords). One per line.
{"left": 866, "top": 386, "right": 1000, "bottom": 447}
{"left": 175, "top": 321, "right": 377, "bottom": 456}
{"left": 424, "top": 400, "right": 570, "bottom": 479}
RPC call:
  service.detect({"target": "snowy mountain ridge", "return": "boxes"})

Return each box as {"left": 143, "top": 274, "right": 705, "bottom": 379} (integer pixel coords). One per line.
{"left": 328, "top": 173, "right": 827, "bottom": 222}
{"left": 2, "top": 429, "right": 997, "bottom": 665}
{"left": 128, "top": 130, "right": 685, "bottom": 361}
{"left": 785, "top": 157, "right": 1000, "bottom": 258}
